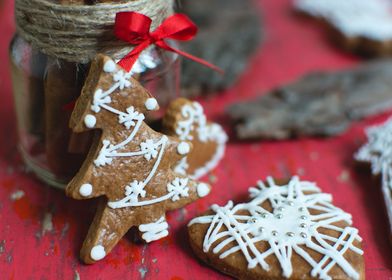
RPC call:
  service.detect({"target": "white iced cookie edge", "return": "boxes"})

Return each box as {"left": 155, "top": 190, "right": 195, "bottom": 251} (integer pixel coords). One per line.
{"left": 84, "top": 114, "right": 96, "bottom": 128}
{"left": 295, "top": 0, "right": 392, "bottom": 41}
{"left": 197, "top": 183, "right": 210, "bottom": 197}
{"left": 79, "top": 183, "right": 93, "bottom": 197}
{"left": 145, "top": 98, "right": 158, "bottom": 111}
{"left": 90, "top": 245, "right": 106, "bottom": 261}
{"left": 177, "top": 142, "right": 190, "bottom": 155}
{"left": 103, "top": 60, "right": 116, "bottom": 73}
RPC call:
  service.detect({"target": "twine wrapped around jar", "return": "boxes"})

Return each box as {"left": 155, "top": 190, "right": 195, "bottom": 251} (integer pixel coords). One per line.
{"left": 14, "top": 0, "right": 174, "bottom": 63}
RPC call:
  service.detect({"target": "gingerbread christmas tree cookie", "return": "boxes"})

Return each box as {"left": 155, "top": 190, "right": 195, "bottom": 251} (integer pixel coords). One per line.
{"left": 188, "top": 177, "right": 364, "bottom": 280}
{"left": 355, "top": 118, "right": 392, "bottom": 242}
{"left": 163, "top": 98, "right": 227, "bottom": 179}
{"left": 66, "top": 54, "right": 211, "bottom": 264}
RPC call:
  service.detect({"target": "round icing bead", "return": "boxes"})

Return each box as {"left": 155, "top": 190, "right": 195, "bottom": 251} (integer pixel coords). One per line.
{"left": 90, "top": 245, "right": 106, "bottom": 261}
{"left": 84, "top": 114, "right": 96, "bottom": 128}
{"left": 177, "top": 142, "right": 190, "bottom": 155}
{"left": 145, "top": 98, "right": 158, "bottom": 111}
{"left": 103, "top": 60, "right": 116, "bottom": 73}
{"left": 79, "top": 183, "right": 93, "bottom": 197}
{"left": 197, "top": 183, "right": 210, "bottom": 198}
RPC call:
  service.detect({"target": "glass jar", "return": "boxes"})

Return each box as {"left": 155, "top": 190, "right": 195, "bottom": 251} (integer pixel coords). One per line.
{"left": 10, "top": 34, "right": 180, "bottom": 189}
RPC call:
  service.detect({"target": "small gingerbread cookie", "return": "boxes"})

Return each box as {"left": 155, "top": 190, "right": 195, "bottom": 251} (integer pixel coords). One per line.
{"left": 355, "top": 117, "right": 392, "bottom": 243}
{"left": 66, "top": 54, "right": 211, "bottom": 264}
{"left": 295, "top": 0, "right": 392, "bottom": 56}
{"left": 188, "top": 176, "right": 365, "bottom": 280}
{"left": 163, "top": 98, "right": 227, "bottom": 179}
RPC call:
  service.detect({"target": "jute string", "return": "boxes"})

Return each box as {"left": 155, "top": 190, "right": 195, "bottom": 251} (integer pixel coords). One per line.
{"left": 15, "top": 0, "right": 173, "bottom": 63}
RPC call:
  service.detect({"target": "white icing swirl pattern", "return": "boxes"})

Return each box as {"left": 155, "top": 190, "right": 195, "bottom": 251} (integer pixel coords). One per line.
{"left": 174, "top": 102, "right": 228, "bottom": 179}
{"left": 189, "top": 176, "right": 363, "bottom": 280}
{"left": 295, "top": 0, "right": 392, "bottom": 41}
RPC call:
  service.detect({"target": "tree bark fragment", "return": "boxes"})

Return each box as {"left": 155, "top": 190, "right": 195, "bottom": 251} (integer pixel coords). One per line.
{"left": 227, "top": 60, "right": 392, "bottom": 140}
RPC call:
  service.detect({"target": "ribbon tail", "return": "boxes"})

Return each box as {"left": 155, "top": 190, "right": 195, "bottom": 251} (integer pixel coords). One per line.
{"left": 157, "top": 42, "right": 224, "bottom": 74}
{"left": 118, "top": 40, "right": 151, "bottom": 72}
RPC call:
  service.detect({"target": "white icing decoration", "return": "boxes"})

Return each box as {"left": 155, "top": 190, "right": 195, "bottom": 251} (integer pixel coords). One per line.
{"left": 140, "top": 139, "right": 160, "bottom": 161}
{"left": 118, "top": 106, "right": 143, "bottom": 129}
{"left": 174, "top": 157, "right": 189, "bottom": 176}
{"left": 174, "top": 102, "right": 228, "bottom": 179}
{"left": 109, "top": 176, "right": 190, "bottom": 209}
{"left": 86, "top": 57, "right": 193, "bottom": 211}
{"left": 129, "top": 47, "right": 160, "bottom": 75}
{"left": 139, "top": 217, "right": 169, "bottom": 243}
{"left": 113, "top": 70, "right": 132, "bottom": 90}
{"left": 90, "top": 245, "right": 106, "bottom": 261}
{"left": 355, "top": 117, "right": 392, "bottom": 237}
{"left": 84, "top": 114, "right": 96, "bottom": 128}
{"left": 197, "top": 182, "right": 210, "bottom": 198}
{"left": 177, "top": 142, "right": 190, "bottom": 155}
{"left": 189, "top": 176, "right": 363, "bottom": 280}
{"left": 167, "top": 178, "right": 189, "bottom": 201}
{"left": 103, "top": 60, "right": 116, "bottom": 73}
{"left": 79, "top": 183, "right": 93, "bottom": 197}
{"left": 145, "top": 98, "right": 158, "bottom": 111}
{"left": 295, "top": 0, "right": 392, "bottom": 41}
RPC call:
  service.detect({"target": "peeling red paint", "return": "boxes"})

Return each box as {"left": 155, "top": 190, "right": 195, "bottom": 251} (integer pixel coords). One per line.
{"left": 12, "top": 195, "right": 40, "bottom": 221}
{"left": 171, "top": 276, "right": 183, "bottom": 280}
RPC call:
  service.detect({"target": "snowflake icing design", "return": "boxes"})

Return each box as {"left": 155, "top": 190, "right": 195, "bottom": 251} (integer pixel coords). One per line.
{"left": 167, "top": 178, "right": 189, "bottom": 201}
{"left": 94, "top": 140, "right": 114, "bottom": 167}
{"left": 91, "top": 89, "right": 111, "bottom": 113}
{"left": 118, "top": 106, "right": 144, "bottom": 129}
{"left": 189, "top": 176, "right": 363, "bottom": 280}
{"left": 140, "top": 139, "right": 160, "bottom": 161}
{"left": 113, "top": 70, "right": 132, "bottom": 89}
{"left": 124, "top": 180, "right": 146, "bottom": 203}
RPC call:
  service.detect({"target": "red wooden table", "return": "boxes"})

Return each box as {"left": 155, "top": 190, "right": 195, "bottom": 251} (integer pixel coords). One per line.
{"left": 1, "top": 0, "right": 392, "bottom": 279}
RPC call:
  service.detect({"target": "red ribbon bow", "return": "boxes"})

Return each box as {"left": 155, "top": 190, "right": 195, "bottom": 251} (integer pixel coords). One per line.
{"left": 114, "top": 12, "right": 223, "bottom": 73}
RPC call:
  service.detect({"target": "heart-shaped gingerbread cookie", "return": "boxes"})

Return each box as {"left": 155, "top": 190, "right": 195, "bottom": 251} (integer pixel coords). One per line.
{"left": 163, "top": 98, "right": 228, "bottom": 179}
{"left": 188, "top": 177, "right": 365, "bottom": 280}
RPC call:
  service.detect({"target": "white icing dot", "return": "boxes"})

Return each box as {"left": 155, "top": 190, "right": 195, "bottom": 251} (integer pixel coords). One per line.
{"left": 103, "top": 60, "right": 116, "bottom": 73}
{"left": 79, "top": 184, "right": 93, "bottom": 197}
{"left": 197, "top": 183, "right": 210, "bottom": 198}
{"left": 145, "top": 98, "right": 158, "bottom": 111}
{"left": 90, "top": 245, "right": 106, "bottom": 261}
{"left": 84, "top": 114, "right": 96, "bottom": 128}
{"left": 177, "top": 142, "right": 190, "bottom": 155}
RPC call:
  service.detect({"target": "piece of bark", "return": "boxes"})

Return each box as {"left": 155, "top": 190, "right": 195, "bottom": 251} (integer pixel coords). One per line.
{"left": 227, "top": 59, "right": 392, "bottom": 140}
{"left": 44, "top": 59, "right": 87, "bottom": 178}
{"left": 179, "top": 0, "right": 262, "bottom": 97}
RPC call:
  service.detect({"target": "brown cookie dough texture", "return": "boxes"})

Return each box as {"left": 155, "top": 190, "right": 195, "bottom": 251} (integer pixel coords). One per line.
{"left": 295, "top": 0, "right": 392, "bottom": 56}
{"left": 188, "top": 177, "right": 365, "bottom": 280}
{"left": 66, "top": 54, "right": 211, "bottom": 264}
{"left": 163, "top": 98, "right": 227, "bottom": 179}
